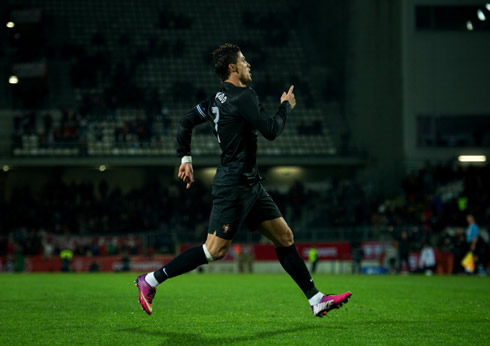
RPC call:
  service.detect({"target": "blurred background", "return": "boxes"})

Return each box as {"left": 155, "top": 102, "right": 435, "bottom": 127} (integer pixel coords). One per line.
{"left": 0, "top": 0, "right": 488, "bottom": 275}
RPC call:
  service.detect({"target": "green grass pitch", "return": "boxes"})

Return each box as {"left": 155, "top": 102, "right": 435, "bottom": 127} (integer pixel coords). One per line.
{"left": 1, "top": 273, "right": 489, "bottom": 345}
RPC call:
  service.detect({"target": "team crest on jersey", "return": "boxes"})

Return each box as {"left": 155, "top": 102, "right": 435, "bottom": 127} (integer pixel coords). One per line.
{"left": 215, "top": 92, "right": 227, "bottom": 103}
{"left": 222, "top": 224, "right": 231, "bottom": 233}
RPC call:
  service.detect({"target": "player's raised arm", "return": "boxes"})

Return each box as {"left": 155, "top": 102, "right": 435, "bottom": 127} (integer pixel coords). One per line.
{"left": 239, "top": 86, "right": 295, "bottom": 141}
{"left": 176, "top": 104, "right": 208, "bottom": 189}
{"left": 281, "top": 85, "right": 296, "bottom": 109}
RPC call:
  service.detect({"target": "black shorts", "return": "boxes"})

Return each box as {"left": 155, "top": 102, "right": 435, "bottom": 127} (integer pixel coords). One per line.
{"left": 208, "top": 182, "right": 282, "bottom": 240}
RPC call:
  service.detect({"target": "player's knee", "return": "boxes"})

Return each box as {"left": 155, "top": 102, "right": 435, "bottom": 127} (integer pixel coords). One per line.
{"left": 210, "top": 248, "right": 228, "bottom": 261}
{"left": 278, "top": 227, "right": 294, "bottom": 247}
{"left": 207, "top": 244, "right": 229, "bottom": 261}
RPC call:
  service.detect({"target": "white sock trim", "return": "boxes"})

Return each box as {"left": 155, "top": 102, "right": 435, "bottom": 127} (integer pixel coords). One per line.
{"left": 202, "top": 244, "right": 214, "bottom": 263}
{"left": 145, "top": 272, "right": 160, "bottom": 288}
{"left": 308, "top": 292, "right": 323, "bottom": 306}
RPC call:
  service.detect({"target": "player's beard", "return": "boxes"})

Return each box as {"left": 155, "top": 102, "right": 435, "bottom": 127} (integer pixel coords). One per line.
{"left": 239, "top": 71, "right": 252, "bottom": 85}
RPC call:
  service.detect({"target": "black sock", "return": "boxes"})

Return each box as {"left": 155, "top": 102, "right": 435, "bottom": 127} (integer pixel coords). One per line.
{"left": 275, "top": 244, "right": 319, "bottom": 299}
{"left": 154, "top": 245, "right": 208, "bottom": 283}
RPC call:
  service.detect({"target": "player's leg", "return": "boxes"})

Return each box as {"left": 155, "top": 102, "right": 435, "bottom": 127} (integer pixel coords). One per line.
{"left": 258, "top": 217, "right": 352, "bottom": 317}
{"left": 258, "top": 217, "right": 319, "bottom": 298}
{"left": 135, "top": 184, "right": 244, "bottom": 315}
{"left": 135, "top": 233, "right": 231, "bottom": 315}
{"left": 153, "top": 232, "right": 231, "bottom": 284}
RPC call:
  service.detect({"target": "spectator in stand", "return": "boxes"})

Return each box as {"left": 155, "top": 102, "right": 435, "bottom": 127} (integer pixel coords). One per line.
{"left": 418, "top": 241, "right": 436, "bottom": 276}
{"left": 452, "top": 229, "right": 467, "bottom": 274}
{"left": 121, "top": 251, "right": 131, "bottom": 272}
{"left": 475, "top": 237, "right": 489, "bottom": 276}
{"left": 41, "top": 231, "right": 54, "bottom": 259}
{"left": 466, "top": 214, "right": 489, "bottom": 275}
{"left": 351, "top": 241, "right": 363, "bottom": 274}
{"left": 397, "top": 231, "right": 411, "bottom": 273}
{"left": 308, "top": 247, "right": 319, "bottom": 274}
{"left": 89, "top": 260, "right": 100, "bottom": 272}
{"left": 466, "top": 214, "right": 479, "bottom": 253}
{"left": 385, "top": 241, "right": 398, "bottom": 274}
{"left": 60, "top": 249, "right": 73, "bottom": 272}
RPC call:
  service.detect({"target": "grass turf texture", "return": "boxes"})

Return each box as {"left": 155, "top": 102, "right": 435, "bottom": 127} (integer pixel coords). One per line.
{"left": 0, "top": 273, "right": 489, "bottom": 345}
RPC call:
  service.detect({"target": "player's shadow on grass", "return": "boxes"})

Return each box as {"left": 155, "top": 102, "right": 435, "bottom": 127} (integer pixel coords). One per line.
{"left": 119, "top": 324, "right": 330, "bottom": 345}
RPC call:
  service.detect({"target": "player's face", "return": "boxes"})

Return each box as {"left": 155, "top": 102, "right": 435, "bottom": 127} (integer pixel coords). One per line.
{"left": 235, "top": 51, "right": 252, "bottom": 85}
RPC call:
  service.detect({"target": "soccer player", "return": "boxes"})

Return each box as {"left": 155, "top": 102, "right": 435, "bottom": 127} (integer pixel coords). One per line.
{"left": 135, "top": 43, "right": 351, "bottom": 317}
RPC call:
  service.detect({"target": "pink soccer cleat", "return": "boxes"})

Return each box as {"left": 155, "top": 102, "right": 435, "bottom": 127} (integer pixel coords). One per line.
{"left": 311, "top": 292, "right": 352, "bottom": 317}
{"left": 135, "top": 274, "right": 156, "bottom": 315}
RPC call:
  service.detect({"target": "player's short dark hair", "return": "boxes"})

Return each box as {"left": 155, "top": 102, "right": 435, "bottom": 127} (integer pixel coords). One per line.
{"left": 212, "top": 43, "right": 240, "bottom": 81}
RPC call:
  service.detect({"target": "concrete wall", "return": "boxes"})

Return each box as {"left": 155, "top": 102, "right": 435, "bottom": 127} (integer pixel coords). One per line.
{"left": 345, "top": 0, "right": 490, "bottom": 192}
{"left": 345, "top": 0, "right": 404, "bottom": 194}
{"left": 401, "top": 0, "right": 490, "bottom": 170}
{"left": 0, "top": 110, "right": 14, "bottom": 157}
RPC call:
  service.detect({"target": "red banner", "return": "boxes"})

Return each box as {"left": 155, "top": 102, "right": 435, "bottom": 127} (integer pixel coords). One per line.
{"left": 296, "top": 242, "right": 352, "bottom": 260}
{"left": 362, "top": 241, "right": 390, "bottom": 260}
{"left": 0, "top": 255, "right": 173, "bottom": 273}
{"left": 180, "top": 242, "right": 352, "bottom": 261}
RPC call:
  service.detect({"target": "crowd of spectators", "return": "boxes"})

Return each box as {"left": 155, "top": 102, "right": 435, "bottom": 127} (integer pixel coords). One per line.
{"left": 11, "top": 104, "right": 175, "bottom": 153}
{"left": 265, "top": 163, "right": 489, "bottom": 272}
{"left": 1, "top": 163, "right": 488, "bottom": 265}
{"left": 2, "top": 181, "right": 191, "bottom": 261}
{"left": 0, "top": 229, "right": 141, "bottom": 259}
{"left": 375, "top": 163, "right": 489, "bottom": 231}
{"left": 13, "top": 109, "right": 88, "bottom": 150}
{"left": 11, "top": 88, "right": 319, "bottom": 153}
{"left": 272, "top": 163, "right": 488, "bottom": 232}
{"left": 0, "top": 176, "right": 211, "bottom": 236}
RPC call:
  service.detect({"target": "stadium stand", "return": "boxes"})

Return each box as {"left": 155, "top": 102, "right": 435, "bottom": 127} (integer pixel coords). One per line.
{"left": 8, "top": 0, "right": 343, "bottom": 157}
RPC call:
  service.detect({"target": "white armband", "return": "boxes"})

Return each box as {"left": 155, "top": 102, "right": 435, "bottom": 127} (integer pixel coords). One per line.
{"left": 181, "top": 156, "right": 192, "bottom": 164}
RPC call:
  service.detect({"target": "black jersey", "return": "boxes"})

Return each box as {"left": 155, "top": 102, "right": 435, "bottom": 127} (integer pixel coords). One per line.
{"left": 177, "top": 82, "right": 291, "bottom": 186}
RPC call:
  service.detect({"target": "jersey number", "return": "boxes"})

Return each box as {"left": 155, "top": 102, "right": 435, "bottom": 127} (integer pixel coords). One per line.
{"left": 211, "top": 106, "right": 221, "bottom": 144}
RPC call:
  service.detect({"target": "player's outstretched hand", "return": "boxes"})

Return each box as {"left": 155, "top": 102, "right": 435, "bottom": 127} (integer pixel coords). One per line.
{"left": 178, "top": 162, "right": 194, "bottom": 189}
{"left": 280, "top": 85, "right": 296, "bottom": 110}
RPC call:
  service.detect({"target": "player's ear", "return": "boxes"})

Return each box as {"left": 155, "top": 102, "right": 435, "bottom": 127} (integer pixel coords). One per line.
{"left": 228, "top": 64, "right": 236, "bottom": 73}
